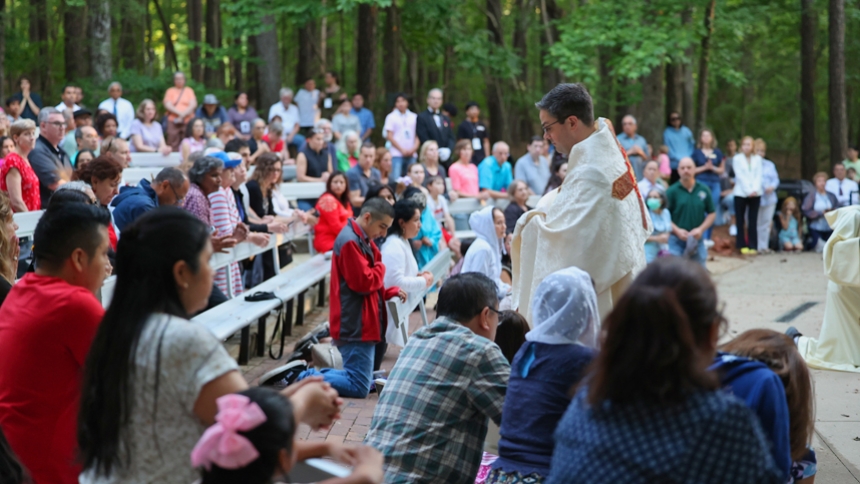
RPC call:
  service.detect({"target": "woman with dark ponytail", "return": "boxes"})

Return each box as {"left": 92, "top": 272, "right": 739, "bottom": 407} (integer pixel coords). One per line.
{"left": 78, "top": 207, "right": 343, "bottom": 484}
{"left": 546, "top": 257, "right": 783, "bottom": 484}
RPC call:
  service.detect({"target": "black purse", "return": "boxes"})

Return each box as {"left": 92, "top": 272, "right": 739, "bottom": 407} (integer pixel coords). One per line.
{"left": 244, "top": 292, "right": 289, "bottom": 359}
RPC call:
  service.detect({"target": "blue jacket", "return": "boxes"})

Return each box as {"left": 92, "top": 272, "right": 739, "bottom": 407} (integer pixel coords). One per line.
{"left": 111, "top": 179, "right": 158, "bottom": 232}
{"left": 711, "top": 352, "right": 792, "bottom": 481}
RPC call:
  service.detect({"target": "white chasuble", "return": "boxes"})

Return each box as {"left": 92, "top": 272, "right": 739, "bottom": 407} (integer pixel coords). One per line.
{"left": 798, "top": 206, "right": 860, "bottom": 372}
{"left": 512, "top": 118, "right": 651, "bottom": 322}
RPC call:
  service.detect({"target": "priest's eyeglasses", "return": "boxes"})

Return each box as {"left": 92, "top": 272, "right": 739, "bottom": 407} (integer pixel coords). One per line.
{"left": 542, "top": 115, "right": 572, "bottom": 134}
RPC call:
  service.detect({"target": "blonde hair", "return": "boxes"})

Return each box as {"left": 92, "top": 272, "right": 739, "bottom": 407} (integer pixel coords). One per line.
{"left": 374, "top": 147, "right": 390, "bottom": 178}
{"left": 418, "top": 140, "right": 439, "bottom": 165}
{"left": 135, "top": 99, "right": 157, "bottom": 122}
{"left": 0, "top": 192, "right": 15, "bottom": 285}
{"left": 754, "top": 138, "right": 767, "bottom": 152}
{"left": 698, "top": 129, "right": 718, "bottom": 149}
{"left": 813, "top": 171, "right": 828, "bottom": 184}
{"left": 9, "top": 119, "right": 36, "bottom": 141}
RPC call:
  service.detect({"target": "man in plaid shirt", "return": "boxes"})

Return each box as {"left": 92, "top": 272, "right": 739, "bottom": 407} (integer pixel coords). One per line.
{"left": 365, "top": 273, "right": 510, "bottom": 483}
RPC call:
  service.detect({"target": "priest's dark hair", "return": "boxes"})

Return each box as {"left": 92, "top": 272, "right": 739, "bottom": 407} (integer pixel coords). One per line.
{"left": 536, "top": 83, "right": 594, "bottom": 127}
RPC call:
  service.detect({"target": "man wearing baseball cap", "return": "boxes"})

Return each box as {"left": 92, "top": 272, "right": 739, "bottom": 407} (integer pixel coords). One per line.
{"left": 195, "top": 93, "right": 229, "bottom": 135}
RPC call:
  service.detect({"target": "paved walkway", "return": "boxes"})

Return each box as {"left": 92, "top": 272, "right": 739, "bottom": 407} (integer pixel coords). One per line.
{"left": 228, "top": 251, "right": 860, "bottom": 482}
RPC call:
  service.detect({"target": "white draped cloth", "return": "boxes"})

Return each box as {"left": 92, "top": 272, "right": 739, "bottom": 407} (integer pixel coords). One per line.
{"left": 462, "top": 205, "right": 511, "bottom": 299}
{"left": 527, "top": 267, "right": 600, "bottom": 348}
{"left": 381, "top": 235, "right": 427, "bottom": 347}
{"left": 798, "top": 206, "right": 860, "bottom": 372}
{"left": 512, "top": 118, "right": 651, "bottom": 322}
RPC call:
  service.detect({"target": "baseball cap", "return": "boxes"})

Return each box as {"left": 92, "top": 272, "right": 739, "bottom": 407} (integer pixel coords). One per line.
{"left": 203, "top": 94, "right": 219, "bottom": 105}
{"left": 210, "top": 151, "right": 240, "bottom": 169}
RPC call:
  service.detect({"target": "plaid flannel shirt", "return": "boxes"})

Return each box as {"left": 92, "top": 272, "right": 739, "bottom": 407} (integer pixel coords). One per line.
{"left": 365, "top": 317, "right": 510, "bottom": 483}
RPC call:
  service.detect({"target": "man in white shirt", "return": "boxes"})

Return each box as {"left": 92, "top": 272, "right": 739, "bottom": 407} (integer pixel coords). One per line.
{"left": 268, "top": 88, "right": 303, "bottom": 147}
{"left": 825, "top": 162, "right": 859, "bottom": 207}
{"left": 294, "top": 78, "right": 320, "bottom": 132}
{"left": 97, "top": 82, "right": 135, "bottom": 140}
{"left": 54, "top": 85, "right": 81, "bottom": 113}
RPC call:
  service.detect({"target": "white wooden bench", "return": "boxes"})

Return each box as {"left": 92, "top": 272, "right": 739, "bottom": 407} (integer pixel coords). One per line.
{"left": 122, "top": 167, "right": 163, "bottom": 186}
{"left": 279, "top": 182, "right": 326, "bottom": 201}
{"left": 129, "top": 152, "right": 181, "bottom": 167}
{"left": 192, "top": 254, "right": 331, "bottom": 364}
{"left": 386, "top": 249, "right": 452, "bottom": 345}
{"left": 13, "top": 211, "right": 43, "bottom": 238}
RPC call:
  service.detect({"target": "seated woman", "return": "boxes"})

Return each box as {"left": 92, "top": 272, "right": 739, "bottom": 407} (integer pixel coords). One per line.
{"left": 191, "top": 387, "right": 383, "bottom": 484}
{"left": 714, "top": 330, "right": 816, "bottom": 483}
{"left": 374, "top": 147, "right": 393, "bottom": 186}
{"left": 180, "top": 117, "right": 208, "bottom": 163}
{"left": 488, "top": 267, "right": 600, "bottom": 484}
{"left": 402, "top": 186, "right": 445, "bottom": 269}
{"left": 313, "top": 172, "right": 353, "bottom": 254}
{"left": 778, "top": 196, "right": 803, "bottom": 252}
{"left": 547, "top": 258, "right": 783, "bottom": 484}
{"left": 381, "top": 199, "right": 434, "bottom": 348}
{"left": 449, "top": 139, "right": 488, "bottom": 200}
{"left": 72, "top": 155, "right": 123, "bottom": 251}
{"left": 77, "top": 208, "right": 343, "bottom": 484}
{"left": 95, "top": 112, "right": 118, "bottom": 140}
{"left": 129, "top": 99, "right": 172, "bottom": 155}
{"left": 462, "top": 205, "right": 509, "bottom": 299}
{"left": 493, "top": 310, "right": 529, "bottom": 364}
{"left": 645, "top": 189, "right": 672, "bottom": 263}
{"left": 504, "top": 180, "right": 530, "bottom": 235}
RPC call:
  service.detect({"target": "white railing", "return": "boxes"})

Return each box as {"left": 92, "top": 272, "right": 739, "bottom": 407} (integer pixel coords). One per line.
{"left": 279, "top": 182, "right": 326, "bottom": 201}
{"left": 12, "top": 211, "right": 43, "bottom": 238}
{"left": 129, "top": 152, "right": 181, "bottom": 167}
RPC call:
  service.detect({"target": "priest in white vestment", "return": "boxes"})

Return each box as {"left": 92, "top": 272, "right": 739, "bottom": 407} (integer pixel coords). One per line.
{"left": 797, "top": 206, "right": 860, "bottom": 373}
{"left": 512, "top": 83, "right": 652, "bottom": 321}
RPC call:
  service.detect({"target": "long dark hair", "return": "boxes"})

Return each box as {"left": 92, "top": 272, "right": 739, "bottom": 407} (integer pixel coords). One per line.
{"left": 77, "top": 207, "right": 211, "bottom": 477}
{"left": 387, "top": 199, "right": 421, "bottom": 239}
{"left": 325, "top": 171, "right": 350, "bottom": 208}
{"left": 587, "top": 257, "right": 724, "bottom": 406}
{"left": 0, "top": 428, "right": 29, "bottom": 484}
{"left": 199, "top": 388, "right": 295, "bottom": 484}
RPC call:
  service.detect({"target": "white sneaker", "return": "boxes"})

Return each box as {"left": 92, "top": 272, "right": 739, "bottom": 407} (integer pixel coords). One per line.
{"left": 704, "top": 239, "right": 715, "bottom": 249}
{"left": 729, "top": 225, "right": 737, "bottom": 236}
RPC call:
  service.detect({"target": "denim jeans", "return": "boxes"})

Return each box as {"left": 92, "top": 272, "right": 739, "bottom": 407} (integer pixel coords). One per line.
{"left": 298, "top": 341, "right": 376, "bottom": 398}
{"left": 700, "top": 179, "right": 722, "bottom": 239}
{"left": 668, "top": 234, "right": 708, "bottom": 267}
{"left": 390, "top": 156, "right": 414, "bottom": 180}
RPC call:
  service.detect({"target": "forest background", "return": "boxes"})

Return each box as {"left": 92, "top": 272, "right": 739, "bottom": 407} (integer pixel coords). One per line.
{"left": 3, "top": 0, "right": 856, "bottom": 178}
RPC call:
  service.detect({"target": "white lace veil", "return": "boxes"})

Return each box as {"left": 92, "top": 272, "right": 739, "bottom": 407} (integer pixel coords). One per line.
{"left": 526, "top": 266, "right": 600, "bottom": 347}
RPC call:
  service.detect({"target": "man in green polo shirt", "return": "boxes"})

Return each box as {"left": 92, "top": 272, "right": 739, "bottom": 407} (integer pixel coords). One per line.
{"left": 666, "top": 157, "right": 716, "bottom": 266}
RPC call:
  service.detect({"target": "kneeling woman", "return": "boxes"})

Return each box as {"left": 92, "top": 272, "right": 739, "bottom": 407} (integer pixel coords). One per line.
{"left": 462, "top": 205, "right": 509, "bottom": 299}
{"left": 546, "top": 258, "right": 783, "bottom": 484}
{"left": 488, "top": 267, "right": 599, "bottom": 484}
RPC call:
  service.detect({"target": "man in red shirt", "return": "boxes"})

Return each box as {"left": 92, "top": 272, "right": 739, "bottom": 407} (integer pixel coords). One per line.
{"left": 0, "top": 202, "right": 112, "bottom": 483}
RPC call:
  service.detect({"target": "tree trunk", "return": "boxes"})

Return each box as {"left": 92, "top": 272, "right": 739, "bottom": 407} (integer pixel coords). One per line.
{"left": 255, "top": 16, "right": 282, "bottom": 112}
{"left": 247, "top": 35, "right": 260, "bottom": 108}
{"left": 320, "top": 10, "right": 328, "bottom": 75}
{"left": 382, "top": 5, "right": 402, "bottom": 98}
{"left": 828, "top": 0, "right": 847, "bottom": 166}
{"left": 64, "top": 2, "right": 87, "bottom": 80}
{"left": 204, "top": 0, "right": 223, "bottom": 88}
{"left": 800, "top": 0, "right": 817, "bottom": 179}
{"left": 665, "top": 62, "right": 683, "bottom": 125}
{"left": 356, "top": 4, "right": 378, "bottom": 102}
{"left": 187, "top": 0, "right": 203, "bottom": 82}
{"left": 118, "top": 0, "right": 145, "bottom": 72}
{"left": 407, "top": 53, "right": 418, "bottom": 102}
{"left": 596, "top": 48, "right": 613, "bottom": 119}
{"left": 152, "top": 0, "right": 179, "bottom": 71}
{"left": 681, "top": 9, "right": 695, "bottom": 131}
{"left": 539, "top": 0, "right": 564, "bottom": 91}
{"left": 88, "top": 0, "right": 112, "bottom": 85}
{"left": 230, "top": 36, "right": 243, "bottom": 92}
{"left": 639, "top": 64, "right": 664, "bottom": 148}
{"left": 296, "top": 20, "right": 318, "bottom": 86}
{"left": 29, "top": 0, "right": 49, "bottom": 92}
{"left": 0, "top": 0, "right": 5, "bottom": 101}
{"left": 695, "top": 0, "right": 716, "bottom": 135}
{"left": 486, "top": 0, "right": 508, "bottom": 143}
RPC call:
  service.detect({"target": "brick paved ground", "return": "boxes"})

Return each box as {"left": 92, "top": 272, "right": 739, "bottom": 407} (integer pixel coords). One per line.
{"left": 224, "top": 276, "right": 436, "bottom": 445}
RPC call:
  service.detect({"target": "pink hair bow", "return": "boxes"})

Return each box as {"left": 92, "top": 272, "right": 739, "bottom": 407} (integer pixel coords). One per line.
{"left": 190, "top": 394, "right": 267, "bottom": 470}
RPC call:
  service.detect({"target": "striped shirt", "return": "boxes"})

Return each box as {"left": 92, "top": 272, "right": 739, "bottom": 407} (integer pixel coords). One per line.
{"left": 209, "top": 187, "right": 243, "bottom": 297}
